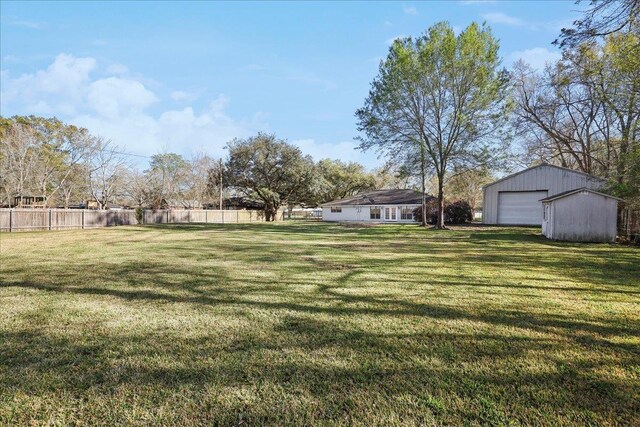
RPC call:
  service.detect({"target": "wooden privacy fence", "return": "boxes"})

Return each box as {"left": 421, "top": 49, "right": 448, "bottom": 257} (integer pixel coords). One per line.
{"left": 0, "top": 208, "right": 267, "bottom": 232}
{"left": 141, "top": 209, "right": 263, "bottom": 225}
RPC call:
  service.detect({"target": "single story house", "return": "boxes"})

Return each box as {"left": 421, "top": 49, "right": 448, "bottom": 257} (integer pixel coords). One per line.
{"left": 321, "top": 189, "right": 431, "bottom": 222}
{"left": 483, "top": 163, "right": 604, "bottom": 225}
{"left": 541, "top": 188, "right": 621, "bottom": 242}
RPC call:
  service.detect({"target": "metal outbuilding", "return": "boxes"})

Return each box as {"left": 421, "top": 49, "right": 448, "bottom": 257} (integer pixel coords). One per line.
{"left": 541, "top": 188, "right": 621, "bottom": 242}
{"left": 483, "top": 163, "right": 604, "bottom": 225}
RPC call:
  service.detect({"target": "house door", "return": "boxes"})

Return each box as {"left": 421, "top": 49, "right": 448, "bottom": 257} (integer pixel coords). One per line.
{"left": 384, "top": 207, "right": 397, "bottom": 221}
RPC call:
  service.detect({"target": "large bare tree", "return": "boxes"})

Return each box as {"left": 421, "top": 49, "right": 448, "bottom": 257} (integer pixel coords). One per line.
{"left": 513, "top": 31, "right": 639, "bottom": 187}
{"left": 88, "top": 138, "right": 128, "bottom": 209}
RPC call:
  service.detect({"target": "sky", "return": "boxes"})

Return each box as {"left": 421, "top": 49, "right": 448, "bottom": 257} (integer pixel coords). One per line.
{"left": 1, "top": 1, "right": 583, "bottom": 170}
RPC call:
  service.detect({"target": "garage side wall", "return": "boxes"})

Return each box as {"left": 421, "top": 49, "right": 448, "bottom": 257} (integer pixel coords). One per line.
{"left": 483, "top": 165, "right": 604, "bottom": 224}
{"left": 549, "top": 194, "right": 618, "bottom": 242}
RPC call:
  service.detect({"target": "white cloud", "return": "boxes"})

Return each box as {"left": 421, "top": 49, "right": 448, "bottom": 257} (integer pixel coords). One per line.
{"left": 384, "top": 20, "right": 393, "bottom": 27}
{"left": 403, "top": 5, "right": 418, "bottom": 15}
{"left": 170, "top": 90, "right": 199, "bottom": 103}
{"left": 106, "top": 63, "right": 129, "bottom": 75}
{"left": 87, "top": 77, "right": 158, "bottom": 119}
{"left": 481, "top": 12, "right": 524, "bottom": 27}
{"left": 1, "top": 54, "right": 265, "bottom": 161}
{"left": 508, "top": 47, "right": 561, "bottom": 71}
{"left": 1, "top": 53, "right": 96, "bottom": 115}
{"left": 2, "top": 55, "right": 21, "bottom": 63}
{"left": 8, "top": 19, "right": 43, "bottom": 29}
{"left": 1, "top": 53, "right": 368, "bottom": 168}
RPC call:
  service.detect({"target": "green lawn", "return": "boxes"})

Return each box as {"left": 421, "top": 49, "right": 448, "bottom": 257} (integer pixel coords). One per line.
{"left": 1, "top": 222, "right": 638, "bottom": 426}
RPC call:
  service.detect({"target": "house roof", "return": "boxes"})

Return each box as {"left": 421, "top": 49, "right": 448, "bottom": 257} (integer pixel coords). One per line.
{"left": 321, "top": 189, "right": 432, "bottom": 206}
{"left": 483, "top": 163, "right": 605, "bottom": 189}
{"left": 540, "top": 187, "right": 623, "bottom": 203}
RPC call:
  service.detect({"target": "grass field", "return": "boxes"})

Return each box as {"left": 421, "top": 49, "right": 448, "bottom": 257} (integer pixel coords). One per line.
{"left": 1, "top": 222, "right": 639, "bottom": 426}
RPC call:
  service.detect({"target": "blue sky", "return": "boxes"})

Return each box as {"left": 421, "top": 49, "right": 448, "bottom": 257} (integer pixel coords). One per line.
{"left": 1, "top": 1, "right": 581, "bottom": 169}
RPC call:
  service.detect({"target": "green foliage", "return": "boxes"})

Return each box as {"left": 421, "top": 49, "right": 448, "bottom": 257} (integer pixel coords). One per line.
{"left": 135, "top": 207, "right": 144, "bottom": 224}
{"left": 314, "top": 159, "right": 376, "bottom": 204}
{"left": 225, "top": 133, "right": 316, "bottom": 220}
{"left": 356, "top": 21, "right": 511, "bottom": 228}
{"left": 412, "top": 199, "right": 474, "bottom": 224}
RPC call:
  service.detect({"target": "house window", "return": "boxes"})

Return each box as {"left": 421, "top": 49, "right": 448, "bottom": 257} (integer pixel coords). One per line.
{"left": 391, "top": 208, "right": 397, "bottom": 220}
{"left": 331, "top": 207, "right": 342, "bottom": 213}
{"left": 401, "top": 207, "right": 413, "bottom": 220}
{"left": 370, "top": 207, "right": 381, "bottom": 219}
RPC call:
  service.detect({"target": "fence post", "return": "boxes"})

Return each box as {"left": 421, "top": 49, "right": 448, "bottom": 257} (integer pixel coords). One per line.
{"left": 9, "top": 209, "right": 12, "bottom": 232}
{"left": 222, "top": 209, "right": 224, "bottom": 224}
{"left": 82, "top": 209, "right": 85, "bottom": 229}
{"left": 237, "top": 210, "right": 239, "bottom": 223}
{"left": 188, "top": 209, "right": 191, "bottom": 223}
{"left": 48, "top": 209, "right": 52, "bottom": 231}
{"left": 166, "top": 210, "right": 169, "bottom": 224}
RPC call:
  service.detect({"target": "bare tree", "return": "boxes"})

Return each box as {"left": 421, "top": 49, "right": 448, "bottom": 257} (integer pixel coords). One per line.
{"left": 513, "top": 31, "right": 639, "bottom": 186}
{"left": 183, "top": 152, "right": 215, "bottom": 208}
{"left": 556, "top": 0, "right": 639, "bottom": 48}
{"left": 0, "top": 121, "right": 40, "bottom": 206}
{"left": 88, "top": 138, "right": 128, "bottom": 209}
{"left": 122, "top": 169, "right": 150, "bottom": 208}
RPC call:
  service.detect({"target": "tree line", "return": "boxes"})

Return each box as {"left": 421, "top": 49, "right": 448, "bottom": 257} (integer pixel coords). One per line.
{"left": 0, "top": 120, "right": 389, "bottom": 216}
{"left": 1, "top": 0, "right": 637, "bottom": 226}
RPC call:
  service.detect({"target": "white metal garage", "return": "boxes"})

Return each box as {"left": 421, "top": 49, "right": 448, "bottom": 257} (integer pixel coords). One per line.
{"left": 483, "top": 163, "right": 604, "bottom": 226}
{"left": 497, "top": 191, "right": 547, "bottom": 225}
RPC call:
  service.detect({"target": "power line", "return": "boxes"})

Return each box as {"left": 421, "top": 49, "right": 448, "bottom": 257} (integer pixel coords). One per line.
{"left": 110, "top": 150, "right": 152, "bottom": 159}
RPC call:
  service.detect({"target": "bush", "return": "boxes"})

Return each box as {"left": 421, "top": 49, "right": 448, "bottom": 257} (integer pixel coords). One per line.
{"left": 135, "top": 207, "right": 144, "bottom": 224}
{"left": 445, "top": 200, "right": 473, "bottom": 224}
{"left": 412, "top": 200, "right": 473, "bottom": 224}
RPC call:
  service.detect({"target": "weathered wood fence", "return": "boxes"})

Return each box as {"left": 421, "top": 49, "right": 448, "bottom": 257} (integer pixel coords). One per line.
{"left": 0, "top": 208, "right": 267, "bottom": 232}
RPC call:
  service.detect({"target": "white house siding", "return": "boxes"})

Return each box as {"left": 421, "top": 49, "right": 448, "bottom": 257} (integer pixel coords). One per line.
{"left": 322, "top": 205, "right": 419, "bottom": 222}
{"left": 542, "top": 192, "right": 618, "bottom": 242}
{"left": 483, "top": 165, "right": 604, "bottom": 225}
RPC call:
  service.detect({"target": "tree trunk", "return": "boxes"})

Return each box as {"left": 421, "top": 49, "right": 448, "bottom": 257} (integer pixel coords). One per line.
{"left": 264, "top": 204, "right": 278, "bottom": 222}
{"left": 436, "top": 175, "right": 446, "bottom": 229}
{"left": 420, "top": 143, "right": 428, "bottom": 226}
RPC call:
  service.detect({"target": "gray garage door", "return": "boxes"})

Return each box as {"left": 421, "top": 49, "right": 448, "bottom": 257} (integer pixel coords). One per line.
{"left": 497, "top": 191, "right": 547, "bottom": 225}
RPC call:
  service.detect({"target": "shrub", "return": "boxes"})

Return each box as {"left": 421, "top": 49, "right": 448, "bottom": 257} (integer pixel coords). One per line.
{"left": 445, "top": 200, "right": 473, "bottom": 224}
{"left": 412, "top": 199, "right": 473, "bottom": 224}
{"left": 135, "top": 207, "right": 144, "bottom": 224}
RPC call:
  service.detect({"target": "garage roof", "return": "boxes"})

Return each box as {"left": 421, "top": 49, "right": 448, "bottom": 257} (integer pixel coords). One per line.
{"left": 540, "top": 187, "right": 623, "bottom": 202}
{"left": 484, "top": 163, "right": 604, "bottom": 189}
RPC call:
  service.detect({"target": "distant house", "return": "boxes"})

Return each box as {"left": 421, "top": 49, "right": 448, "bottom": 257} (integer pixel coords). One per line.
{"left": 321, "top": 189, "right": 431, "bottom": 222}
{"left": 541, "top": 188, "right": 621, "bottom": 242}
{"left": 483, "top": 163, "right": 604, "bottom": 226}
{"left": 12, "top": 195, "right": 47, "bottom": 208}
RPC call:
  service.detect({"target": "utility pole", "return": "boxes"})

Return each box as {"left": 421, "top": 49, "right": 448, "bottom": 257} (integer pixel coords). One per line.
{"left": 219, "top": 158, "right": 223, "bottom": 211}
